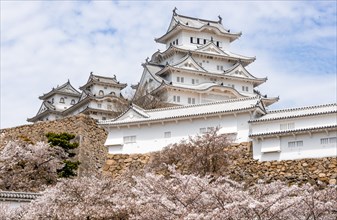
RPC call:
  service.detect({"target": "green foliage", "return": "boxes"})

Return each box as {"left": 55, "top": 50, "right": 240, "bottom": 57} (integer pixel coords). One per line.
{"left": 46, "top": 132, "right": 79, "bottom": 151}
{"left": 57, "top": 160, "right": 80, "bottom": 178}
{"left": 45, "top": 132, "right": 80, "bottom": 178}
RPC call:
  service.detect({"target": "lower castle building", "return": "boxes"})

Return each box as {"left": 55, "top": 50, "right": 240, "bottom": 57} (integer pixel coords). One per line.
{"left": 28, "top": 73, "right": 128, "bottom": 122}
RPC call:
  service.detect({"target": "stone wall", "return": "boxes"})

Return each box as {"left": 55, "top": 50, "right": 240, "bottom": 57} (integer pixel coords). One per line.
{"left": 0, "top": 115, "right": 107, "bottom": 176}
{"left": 2, "top": 118, "right": 336, "bottom": 187}
{"left": 103, "top": 142, "right": 337, "bottom": 187}
{"left": 103, "top": 154, "right": 150, "bottom": 178}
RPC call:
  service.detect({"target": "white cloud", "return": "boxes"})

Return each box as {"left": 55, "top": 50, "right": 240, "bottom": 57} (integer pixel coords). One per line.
{"left": 1, "top": 1, "right": 336, "bottom": 128}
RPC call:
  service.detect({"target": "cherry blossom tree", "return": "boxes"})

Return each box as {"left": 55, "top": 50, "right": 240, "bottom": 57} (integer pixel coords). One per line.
{"left": 0, "top": 141, "right": 66, "bottom": 192}
{"left": 2, "top": 167, "right": 336, "bottom": 219}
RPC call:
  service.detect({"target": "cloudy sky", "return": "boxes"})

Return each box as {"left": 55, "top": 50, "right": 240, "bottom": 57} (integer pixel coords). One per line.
{"left": 1, "top": 1, "right": 336, "bottom": 129}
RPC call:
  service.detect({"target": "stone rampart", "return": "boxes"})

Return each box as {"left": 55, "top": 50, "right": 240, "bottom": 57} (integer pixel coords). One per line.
{"left": 0, "top": 115, "right": 107, "bottom": 176}
{"left": 103, "top": 143, "right": 337, "bottom": 187}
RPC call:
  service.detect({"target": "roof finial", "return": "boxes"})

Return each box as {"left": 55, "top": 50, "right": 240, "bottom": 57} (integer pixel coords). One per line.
{"left": 90, "top": 71, "right": 93, "bottom": 75}
{"left": 173, "top": 7, "right": 177, "bottom": 15}
{"left": 145, "top": 57, "right": 149, "bottom": 63}
{"left": 218, "top": 15, "right": 222, "bottom": 24}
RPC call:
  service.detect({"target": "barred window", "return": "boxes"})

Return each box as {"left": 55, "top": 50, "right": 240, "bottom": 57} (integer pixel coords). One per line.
{"left": 164, "top": 132, "right": 171, "bottom": 138}
{"left": 123, "top": 136, "right": 136, "bottom": 143}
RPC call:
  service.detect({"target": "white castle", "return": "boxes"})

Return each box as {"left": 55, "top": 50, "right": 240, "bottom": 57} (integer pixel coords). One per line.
{"left": 28, "top": 73, "right": 127, "bottom": 122}
{"left": 29, "top": 9, "right": 337, "bottom": 161}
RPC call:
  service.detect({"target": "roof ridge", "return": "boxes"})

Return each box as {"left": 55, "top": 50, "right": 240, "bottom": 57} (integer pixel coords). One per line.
{"left": 91, "top": 73, "right": 118, "bottom": 81}
{"left": 175, "top": 13, "right": 220, "bottom": 25}
{"left": 268, "top": 103, "right": 337, "bottom": 113}
{"left": 145, "top": 96, "right": 259, "bottom": 113}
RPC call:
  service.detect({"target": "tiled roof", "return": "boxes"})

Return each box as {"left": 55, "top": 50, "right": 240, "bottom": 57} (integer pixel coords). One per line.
{"left": 155, "top": 64, "right": 266, "bottom": 87}
{"left": 0, "top": 191, "right": 41, "bottom": 201}
{"left": 79, "top": 72, "right": 127, "bottom": 90}
{"left": 39, "top": 81, "right": 81, "bottom": 100}
{"left": 156, "top": 10, "right": 241, "bottom": 43}
{"left": 99, "top": 96, "right": 265, "bottom": 126}
{"left": 153, "top": 45, "right": 254, "bottom": 66}
{"left": 249, "top": 103, "right": 337, "bottom": 123}
{"left": 250, "top": 124, "right": 337, "bottom": 138}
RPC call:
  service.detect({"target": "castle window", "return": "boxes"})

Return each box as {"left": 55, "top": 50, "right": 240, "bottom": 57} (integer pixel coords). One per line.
{"left": 177, "top": 77, "right": 184, "bottom": 83}
{"left": 164, "top": 132, "right": 171, "bottom": 138}
{"left": 59, "top": 98, "right": 65, "bottom": 103}
{"left": 330, "top": 137, "right": 337, "bottom": 143}
{"left": 197, "top": 38, "right": 200, "bottom": 44}
{"left": 190, "top": 37, "right": 193, "bottom": 43}
{"left": 288, "top": 141, "right": 303, "bottom": 148}
{"left": 188, "top": 97, "right": 195, "bottom": 104}
{"left": 97, "top": 103, "right": 102, "bottom": 108}
{"left": 107, "top": 104, "right": 112, "bottom": 110}
{"left": 51, "top": 98, "right": 54, "bottom": 104}
{"left": 124, "top": 135, "right": 136, "bottom": 143}
{"left": 71, "top": 99, "right": 76, "bottom": 105}
{"left": 99, "top": 90, "right": 104, "bottom": 96}
{"left": 102, "top": 117, "right": 106, "bottom": 120}
{"left": 245, "top": 86, "right": 249, "bottom": 91}
{"left": 173, "top": 95, "right": 180, "bottom": 103}
{"left": 280, "top": 123, "right": 295, "bottom": 130}
{"left": 321, "top": 138, "right": 329, "bottom": 145}
{"left": 204, "top": 39, "right": 207, "bottom": 44}
{"left": 321, "top": 137, "right": 337, "bottom": 144}
{"left": 175, "top": 39, "right": 178, "bottom": 45}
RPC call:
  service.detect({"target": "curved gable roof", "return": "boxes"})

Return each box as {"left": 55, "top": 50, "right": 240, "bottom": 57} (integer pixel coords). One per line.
{"left": 156, "top": 10, "right": 241, "bottom": 44}
{"left": 39, "top": 80, "right": 81, "bottom": 100}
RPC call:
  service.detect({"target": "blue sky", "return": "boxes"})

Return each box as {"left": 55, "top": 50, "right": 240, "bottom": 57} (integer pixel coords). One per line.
{"left": 1, "top": 1, "right": 336, "bottom": 128}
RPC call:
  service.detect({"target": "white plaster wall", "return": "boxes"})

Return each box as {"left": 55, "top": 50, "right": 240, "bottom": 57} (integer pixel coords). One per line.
{"left": 166, "top": 90, "right": 200, "bottom": 105}
{"left": 193, "top": 57, "right": 234, "bottom": 72}
{"left": 90, "top": 84, "right": 121, "bottom": 97}
{"left": 167, "top": 69, "right": 253, "bottom": 94}
{"left": 252, "top": 131, "right": 337, "bottom": 161}
{"left": 251, "top": 114, "right": 335, "bottom": 134}
{"left": 106, "top": 113, "right": 251, "bottom": 154}
{"left": 50, "top": 94, "right": 78, "bottom": 111}
{"left": 170, "top": 30, "right": 231, "bottom": 50}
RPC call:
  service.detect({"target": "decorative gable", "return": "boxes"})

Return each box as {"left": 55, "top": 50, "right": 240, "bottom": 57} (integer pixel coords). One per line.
{"left": 58, "top": 83, "right": 80, "bottom": 95}
{"left": 117, "top": 105, "right": 150, "bottom": 121}
{"left": 37, "top": 101, "right": 55, "bottom": 114}
{"left": 225, "top": 63, "right": 256, "bottom": 79}
{"left": 196, "top": 43, "right": 226, "bottom": 55}
{"left": 174, "top": 56, "right": 207, "bottom": 72}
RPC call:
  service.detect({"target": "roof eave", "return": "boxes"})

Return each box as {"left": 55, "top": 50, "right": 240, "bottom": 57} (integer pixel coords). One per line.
{"left": 100, "top": 106, "right": 257, "bottom": 127}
